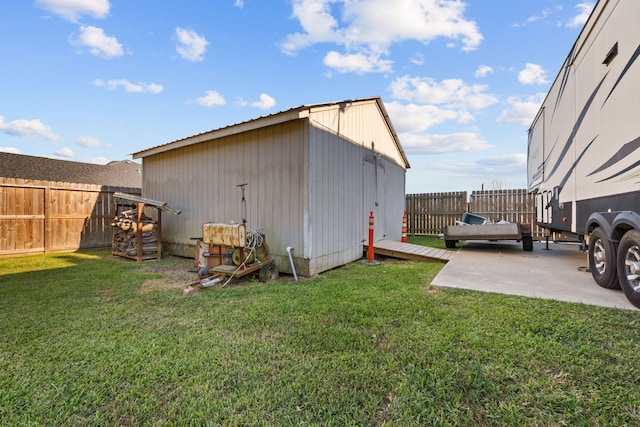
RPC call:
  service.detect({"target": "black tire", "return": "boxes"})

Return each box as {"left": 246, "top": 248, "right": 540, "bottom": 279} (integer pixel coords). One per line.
{"left": 588, "top": 227, "right": 619, "bottom": 289}
{"left": 617, "top": 230, "right": 640, "bottom": 308}
{"left": 522, "top": 236, "right": 533, "bottom": 251}
{"left": 259, "top": 264, "right": 279, "bottom": 283}
{"left": 445, "top": 240, "right": 457, "bottom": 249}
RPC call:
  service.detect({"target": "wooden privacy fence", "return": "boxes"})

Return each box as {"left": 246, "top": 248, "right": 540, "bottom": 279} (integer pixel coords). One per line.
{"left": 0, "top": 178, "right": 141, "bottom": 256}
{"left": 406, "top": 189, "right": 546, "bottom": 238}
{"left": 406, "top": 192, "right": 467, "bottom": 235}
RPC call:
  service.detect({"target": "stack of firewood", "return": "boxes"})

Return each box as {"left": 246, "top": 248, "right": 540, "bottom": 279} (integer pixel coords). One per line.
{"left": 112, "top": 209, "right": 158, "bottom": 255}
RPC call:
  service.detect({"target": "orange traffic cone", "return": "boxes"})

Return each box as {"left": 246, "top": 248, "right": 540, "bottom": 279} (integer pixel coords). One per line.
{"left": 401, "top": 210, "right": 407, "bottom": 243}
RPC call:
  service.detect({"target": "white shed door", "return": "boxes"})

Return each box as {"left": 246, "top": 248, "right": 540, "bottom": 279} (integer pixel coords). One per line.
{"left": 363, "top": 160, "right": 385, "bottom": 242}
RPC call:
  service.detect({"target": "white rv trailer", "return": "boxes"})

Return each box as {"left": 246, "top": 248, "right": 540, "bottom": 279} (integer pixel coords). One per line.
{"left": 528, "top": 0, "right": 640, "bottom": 307}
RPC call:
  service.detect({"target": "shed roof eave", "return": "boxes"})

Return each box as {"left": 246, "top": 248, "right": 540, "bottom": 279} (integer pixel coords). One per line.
{"left": 133, "top": 109, "right": 308, "bottom": 159}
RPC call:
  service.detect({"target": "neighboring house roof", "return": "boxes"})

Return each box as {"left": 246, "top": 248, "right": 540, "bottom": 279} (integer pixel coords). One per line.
{"left": 132, "top": 97, "right": 409, "bottom": 168}
{"left": 0, "top": 152, "right": 142, "bottom": 188}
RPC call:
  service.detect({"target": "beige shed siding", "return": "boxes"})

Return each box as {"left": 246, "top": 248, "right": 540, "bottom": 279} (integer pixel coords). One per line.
{"left": 383, "top": 160, "right": 406, "bottom": 240}
{"left": 307, "top": 122, "right": 362, "bottom": 274}
{"left": 142, "top": 121, "right": 309, "bottom": 275}
{"left": 138, "top": 98, "right": 407, "bottom": 277}
{"left": 305, "top": 101, "right": 406, "bottom": 275}
{"left": 309, "top": 99, "right": 405, "bottom": 168}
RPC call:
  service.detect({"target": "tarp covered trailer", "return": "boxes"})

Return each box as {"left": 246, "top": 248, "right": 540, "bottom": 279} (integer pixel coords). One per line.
{"left": 527, "top": 0, "right": 640, "bottom": 307}
{"left": 444, "top": 223, "right": 533, "bottom": 251}
{"left": 443, "top": 213, "right": 533, "bottom": 251}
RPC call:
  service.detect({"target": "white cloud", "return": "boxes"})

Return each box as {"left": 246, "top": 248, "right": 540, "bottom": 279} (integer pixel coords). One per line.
{"left": 566, "top": 3, "right": 594, "bottom": 29}
{"left": 411, "top": 53, "right": 425, "bottom": 65}
{"left": 385, "top": 101, "right": 472, "bottom": 134}
{"left": 0, "top": 116, "right": 60, "bottom": 141}
{"left": 400, "top": 132, "right": 493, "bottom": 154}
{"left": 526, "top": 8, "right": 551, "bottom": 24}
{"left": 195, "top": 90, "right": 226, "bottom": 107}
{"left": 281, "top": 0, "right": 482, "bottom": 74}
{"left": 496, "top": 94, "right": 545, "bottom": 126}
{"left": 252, "top": 94, "right": 277, "bottom": 109}
{"left": 0, "top": 147, "right": 22, "bottom": 154}
{"left": 477, "top": 153, "right": 527, "bottom": 170}
{"left": 236, "top": 93, "right": 277, "bottom": 110}
{"left": 234, "top": 0, "right": 244, "bottom": 7}
{"left": 518, "top": 63, "right": 549, "bottom": 85}
{"left": 83, "top": 156, "right": 109, "bottom": 164}
{"left": 281, "top": 0, "right": 339, "bottom": 53}
{"left": 175, "top": 27, "right": 209, "bottom": 62}
{"left": 94, "top": 79, "right": 164, "bottom": 94}
{"left": 323, "top": 50, "right": 392, "bottom": 74}
{"left": 430, "top": 153, "right": 527, "bottom": 177}
{"left": 77, "top": 135, "right": 102, "bottom": 147}
{"left": 475, "top": 65, "right": 493, "bottom": 78}
{"left": 35, "top": 0, "right": 110, "bottom": 23}
{"left": 71, "top": 25, "right": 124, "bottom": 59}
{"left": 55, "top": 146, "right": 74, "bottom": 158}
{"left": 389, "top": 75, "right": 498, "bottom": 110}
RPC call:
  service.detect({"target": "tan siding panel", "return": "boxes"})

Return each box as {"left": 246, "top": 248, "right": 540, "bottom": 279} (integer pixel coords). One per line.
{"left": 307, "top": 121, "right": 369, "bottom": 274}
{"left": 310, "top": 100, "right": 405, "bottom": 168}
{"left": 142, "top": 121, "right": 307, "bottom": 274}
{"left": 141, "top": 99, "right": 406, "bottom": 276}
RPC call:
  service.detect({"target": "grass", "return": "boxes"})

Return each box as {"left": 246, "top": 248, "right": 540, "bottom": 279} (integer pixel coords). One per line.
{"left": 406, "top": 235, "right": 456, "bottom": 250}
{"left": 1, "top": 249, "right": 640, "bottom": 426}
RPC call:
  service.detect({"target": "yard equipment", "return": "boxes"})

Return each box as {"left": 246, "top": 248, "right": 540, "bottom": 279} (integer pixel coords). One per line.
{"left": 200, "top": 223, "right": 278, "bottom": 285}
{"left": 193, "top": 183, "right": 278, "bottom": 286}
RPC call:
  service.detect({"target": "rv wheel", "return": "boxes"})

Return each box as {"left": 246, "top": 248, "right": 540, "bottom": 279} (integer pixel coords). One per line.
{"left": 617, "top": 230, "right": 640, "bottom": 308}
{"left": 588, "top": 227, "right": 619, "bottom": 289}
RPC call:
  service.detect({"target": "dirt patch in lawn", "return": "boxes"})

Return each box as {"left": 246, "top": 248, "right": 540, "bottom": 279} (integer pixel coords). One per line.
{"left": 139, "top": 255, "right": 198, "bottom": 292}
{"left": 426, "top": 285, "right": 443, "bottom": 296}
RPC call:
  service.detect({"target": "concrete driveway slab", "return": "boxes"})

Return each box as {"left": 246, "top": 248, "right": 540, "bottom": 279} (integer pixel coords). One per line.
{"left": 432, "top": 240, "right": 636, "bottom": 310}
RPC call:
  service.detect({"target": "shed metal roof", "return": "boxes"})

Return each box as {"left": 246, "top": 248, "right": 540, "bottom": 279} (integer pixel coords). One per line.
{"left": 132, "top": 97, "right": 409, "bottom": 168}
{"left": 0, "top": 152, "right": 142, "bottom": 188}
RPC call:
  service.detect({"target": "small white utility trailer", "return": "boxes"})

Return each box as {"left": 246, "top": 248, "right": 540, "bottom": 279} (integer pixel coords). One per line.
{"left": 444, "top": 222, "right": 533, "bottom": 251}
{"left": 528, "top": 0, "right": 640, "bottom": 307}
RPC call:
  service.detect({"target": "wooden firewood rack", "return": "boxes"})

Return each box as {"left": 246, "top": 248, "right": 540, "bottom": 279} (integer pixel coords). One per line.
{"left": 112, "top": 192, "right": 181, "bottom": 262}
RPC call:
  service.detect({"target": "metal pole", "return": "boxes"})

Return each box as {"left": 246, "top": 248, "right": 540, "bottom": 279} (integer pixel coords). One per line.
{"left": 368, "top": 211, "right": 374, "bottom": 263}
{"left": 237, "top": 183, "right": 248, "bottom": 225}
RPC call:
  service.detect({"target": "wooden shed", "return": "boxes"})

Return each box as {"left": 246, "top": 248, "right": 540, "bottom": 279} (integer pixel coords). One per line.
{"left": 0, "top": 153, "right": 141, "bottom": 256}
{"left": 132, "top": 97, "right": 410, "bottom": 277}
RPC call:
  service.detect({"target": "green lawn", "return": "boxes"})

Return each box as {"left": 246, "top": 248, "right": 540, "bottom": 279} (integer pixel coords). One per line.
{"left": 1, "top": 249, "right": 639, "bottom": 426}
{"left": 406, "top": 235, "right": 455, "bottom": 250}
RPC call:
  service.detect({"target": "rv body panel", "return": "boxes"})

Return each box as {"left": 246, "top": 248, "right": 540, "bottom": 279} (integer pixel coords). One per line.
{"left": 528, "top": 0, "right": 640, "bottom": 236}
{"left": 528, "top": 0, "right": 640, "bottom": 308}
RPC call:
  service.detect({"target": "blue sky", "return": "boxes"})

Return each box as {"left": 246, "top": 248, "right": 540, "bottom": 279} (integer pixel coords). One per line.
{"left": 0, "top": 0, "right": 595, "bottom": 193}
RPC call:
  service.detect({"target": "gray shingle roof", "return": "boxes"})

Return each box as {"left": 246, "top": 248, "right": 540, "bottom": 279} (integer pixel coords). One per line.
{"left": 0, "top": 152, "right": 142, "bottom": 189}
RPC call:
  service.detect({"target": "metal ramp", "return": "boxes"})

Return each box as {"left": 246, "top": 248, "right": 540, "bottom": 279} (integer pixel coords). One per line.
{"left": 369, "top": 240, "right": 454, "bottom": 263}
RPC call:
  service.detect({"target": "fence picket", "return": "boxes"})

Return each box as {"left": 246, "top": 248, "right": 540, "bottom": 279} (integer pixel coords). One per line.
{"left": 0, "top": 178, "right": 141, "bottom": 256}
